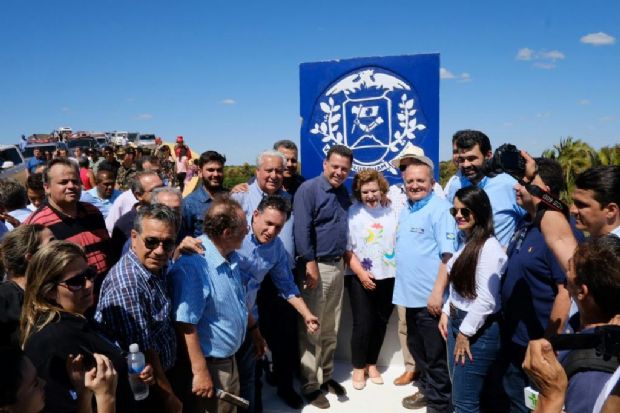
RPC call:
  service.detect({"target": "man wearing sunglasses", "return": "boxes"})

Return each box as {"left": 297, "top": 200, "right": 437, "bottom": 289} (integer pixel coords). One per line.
{"left": 499, "top": 157, "right": 584, "bottom": 412}
{"left": 96, "top": 204, "right": 182, "bottom": 413}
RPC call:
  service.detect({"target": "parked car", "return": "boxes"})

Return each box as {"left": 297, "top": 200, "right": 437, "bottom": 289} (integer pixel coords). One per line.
{"left": 0, "top": 145, "right": 27, "bottom": 185}
{"left": 134, "top": 133, "right": 157, "bottom": 150}
{"left": 94, "top": 136, "right": 109, "bottom": 149}
{"left": 127, "top": 132, "right": 140, "bottom": 145}
{"left": 111, "top": 131, "right": 128, "bottom": 146}
{"left": 66, "top": 137, "right": 97, "bottom": 155}
{"left": 22, "top": 141, "right": 68, "bottom": 159}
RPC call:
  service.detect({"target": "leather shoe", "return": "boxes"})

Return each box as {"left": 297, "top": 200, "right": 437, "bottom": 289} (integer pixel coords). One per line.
{"left": 393, "top": 370, "right": 420, "bottom": 386}
{"left": 304, "top": 390, "right": 330, "bottom": 409}
{"left": 321, "top": 379, "right": 347, "bottom": 396}
{"left": 402, "top": 392, "right": 427, "bottom": 410}
{"left": 277, "top": 387, "right": 304, "bottom": 409}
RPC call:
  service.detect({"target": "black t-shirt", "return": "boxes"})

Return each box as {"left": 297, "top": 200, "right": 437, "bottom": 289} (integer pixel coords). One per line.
{"left": 0, "top": 280, "right": 24, "bottom": 347}
{"left": 24, "top": 312, "right": 136, "bottom": 413}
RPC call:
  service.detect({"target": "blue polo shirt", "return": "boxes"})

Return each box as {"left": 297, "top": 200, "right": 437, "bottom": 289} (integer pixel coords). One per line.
{"left": 447, "top": 173, "right": 526, "bottom": 247}
{"left": 232, "top": 182, "right": 295, "bottom": 267}
{"left": 501, "top": 217, "right": 584, "bottom": 347}
{"left": 393, "top": 193, "right": 457, "bottom": 309}
{"left": 237, "top": 232, "right": 300, "bottom": 321}
{"left": 182, "top": 185, "right": 226, "bottom": 238}
{"left": 81, "top": 188, "right": 122, "bottom": 219}
{"left": 170, "top": 236, "right": 248, "bottom": 358}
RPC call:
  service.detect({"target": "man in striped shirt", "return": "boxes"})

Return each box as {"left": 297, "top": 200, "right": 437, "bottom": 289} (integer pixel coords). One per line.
{"left": 24, "top": 158, "right": 111, "bottom": 284}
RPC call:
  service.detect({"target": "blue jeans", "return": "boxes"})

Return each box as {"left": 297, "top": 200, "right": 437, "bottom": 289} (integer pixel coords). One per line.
{"left": 447, "top": 307, "right": 501, "bottom": 413}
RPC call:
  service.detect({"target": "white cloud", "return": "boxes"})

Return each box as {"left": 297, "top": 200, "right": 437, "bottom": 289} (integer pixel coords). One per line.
{"left": 580, "top": 32, "right": 616, "bottom": 46}
{"left": 440, "top": 68, "right": 455, "bottom": 79}
{"left": 458, "top": 72, "right": 472, "bottom": 83}
{"left": 136, "top": 113, "right": 153, "bottom": 120}
{"left": 517, "top": 48, "right": 565, "bottom": 69}
{"left": 516, "top": 48, "right": 534, "bottom": 61}
{"left": 220, "top": 98, "right": 236, "bottom": 105}
{"left": 579, "top": 99, "right": 591, "bottom": 105}
{"left": 539, "top": 50, "right": 565, "bottom": 61}
{"left": 441, "top": 67, "right": 471, "bottom": 82}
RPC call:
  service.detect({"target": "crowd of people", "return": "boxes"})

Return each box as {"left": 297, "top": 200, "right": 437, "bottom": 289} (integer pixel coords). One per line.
{"left": 0, "top": 130, "right": 619, "bottom": 413}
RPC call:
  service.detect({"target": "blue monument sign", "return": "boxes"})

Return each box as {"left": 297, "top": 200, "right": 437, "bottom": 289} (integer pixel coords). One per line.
{"left": 300, "top": 54, "right": 439, "bottom": 185}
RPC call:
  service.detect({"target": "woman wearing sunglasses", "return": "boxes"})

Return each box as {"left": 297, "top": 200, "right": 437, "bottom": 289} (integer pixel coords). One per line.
{"left": 438, "top": 186, "right": 506, "bottom": 412}
{"left": 344, "top": 169, "right": 397, "bottom": 390}
{"left": 20, "top": 241, "right": 149, "bottom": 413}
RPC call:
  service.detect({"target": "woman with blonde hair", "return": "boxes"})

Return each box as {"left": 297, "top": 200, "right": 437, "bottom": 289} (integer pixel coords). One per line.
{"left": 21, "top": 241, "right": 149, "bottom": 413}
{"left": 345, "top": 169, "right": 397, "bottom": 389}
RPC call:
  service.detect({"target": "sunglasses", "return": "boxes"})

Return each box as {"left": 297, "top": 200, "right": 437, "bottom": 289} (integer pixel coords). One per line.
{"left": 57, "top": 266, "right": 97, "bottom": 292}
{"left": 141, "top": 235, "right": 176, "bottom": 252}
{"left": 450, "top": 207, "right": 472, "bottom": 219}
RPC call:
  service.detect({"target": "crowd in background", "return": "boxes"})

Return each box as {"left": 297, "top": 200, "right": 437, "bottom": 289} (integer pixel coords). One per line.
{"left": 1, "top": 130, "right": 620, "bottom": 413}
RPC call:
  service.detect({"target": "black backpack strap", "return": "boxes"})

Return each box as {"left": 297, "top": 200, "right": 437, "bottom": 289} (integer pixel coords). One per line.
{"left": 562, "top": 348, "right": 620, "bottom": 380}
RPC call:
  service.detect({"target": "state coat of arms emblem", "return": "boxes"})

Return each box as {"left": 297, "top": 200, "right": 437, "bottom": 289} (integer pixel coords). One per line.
{"left": 309, "top": 67, "right": 427, "bottom": 174}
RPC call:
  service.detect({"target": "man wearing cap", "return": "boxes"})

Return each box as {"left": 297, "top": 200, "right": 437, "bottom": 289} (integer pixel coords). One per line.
{"left": 392, "top": 154, "right": 456, "bottom": 412}
{"left": 116, "top": 146, "right": 137, "bottom": 191}
{"left": 387, "top": 144, "right": 444, "bottom": 386}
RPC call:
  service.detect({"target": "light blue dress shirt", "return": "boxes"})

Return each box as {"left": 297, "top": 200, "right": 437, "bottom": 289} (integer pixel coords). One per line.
{"left": 80, "top": 188, "right": 121, "bottom": 219}
{"left": 170, "top": 235, "right": 248, "bottom": 358}
{"left": 237, "top": 232, "right": 300, "bottom": 321}
{"left": 231, "top": 182, "right": 295, "bottom": 267}
{"left": 393, "top": 193, "right": 457, "bottom": 309}
{"left": 446, "top": 173, "right": 526, "bottom": 247}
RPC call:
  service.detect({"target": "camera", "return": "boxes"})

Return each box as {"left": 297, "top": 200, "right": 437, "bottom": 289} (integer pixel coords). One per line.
{"left": 484, "top": 143, "right": 526, "bottom": 179}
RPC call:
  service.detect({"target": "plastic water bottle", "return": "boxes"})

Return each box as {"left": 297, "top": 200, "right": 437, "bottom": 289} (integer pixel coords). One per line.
{"left": 127, "top": 343, "right": 149, "bottom": 400}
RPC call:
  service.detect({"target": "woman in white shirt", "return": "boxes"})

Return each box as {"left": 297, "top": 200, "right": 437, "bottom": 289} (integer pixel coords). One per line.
{"left": 345, "top": 170, "right": 397, "bottom": 390}
{"left": 438, "top": 186, "right": 506, "bottom": 412}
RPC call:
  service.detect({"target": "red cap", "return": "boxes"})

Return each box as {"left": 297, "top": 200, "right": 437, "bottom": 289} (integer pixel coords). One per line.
{"left": 176, "top": 136, "right": 184, "bottom": 143}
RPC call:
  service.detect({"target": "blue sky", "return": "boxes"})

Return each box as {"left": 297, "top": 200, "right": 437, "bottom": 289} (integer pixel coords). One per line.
{"left": 0, "top": 0, "right": 617, "bottom": 164}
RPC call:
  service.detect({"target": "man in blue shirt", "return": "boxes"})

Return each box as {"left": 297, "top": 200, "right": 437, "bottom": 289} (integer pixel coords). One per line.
{"left": 182, "top": 151, "right": 227, "bottom": 238}
{"left": 293, "top": 144, "right": 353, "bottom": 409}
{"left": 235, "top": 195, "right": 319, "bottom": 411}
{"left": 170, "top": 197, "right": 249, "bottom": 413}
{"left": 393, "top": 159, "right": 457, "bottom": 413}
{"left": 27, "top": 148, "right": 46, "bottom": 173}
{"left": 80, "top": 167, "right": 121, "bottom": 219}
{"left": 446, "top": 130, "right": 526, "bottom": 247}
{"left": 95, "top": 204, "right": 181, "bottom": 412}
{"left": 500, "top": 158, "right": 584, "bottom": 412}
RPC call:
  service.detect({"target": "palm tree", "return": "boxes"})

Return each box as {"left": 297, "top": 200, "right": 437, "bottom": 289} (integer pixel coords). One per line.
{"left": 542, "top": 137, "right": 597, "bottom": 199}
{"left": 596, "top": 145, "right": 620, "bottom": 166}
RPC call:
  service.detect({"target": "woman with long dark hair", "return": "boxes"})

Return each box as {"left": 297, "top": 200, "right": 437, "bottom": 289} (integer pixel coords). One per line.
{"left": 438, "top": 186, "right": 506, "bottom": 412}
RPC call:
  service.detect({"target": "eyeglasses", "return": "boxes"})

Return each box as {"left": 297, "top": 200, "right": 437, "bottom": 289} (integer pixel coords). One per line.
{"left": 450, "top": 207, "right": 472, "bottom": 219}
{"left": 57, "top": 267, "right": 97, "bottom": 292}
{"left": 141, "top": 235, "right": 176, "bottom": 252}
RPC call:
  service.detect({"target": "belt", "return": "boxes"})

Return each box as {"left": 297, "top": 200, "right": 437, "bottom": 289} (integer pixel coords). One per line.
{"left": 316, "top": 255, "right": 342, "bottom": 263}
{"left": 205, "top": 355, "right": 234, "bottom": 362}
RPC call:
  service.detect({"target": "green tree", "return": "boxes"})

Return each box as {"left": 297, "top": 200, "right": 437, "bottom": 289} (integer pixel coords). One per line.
{"left": 542, "top": 137, "right": 597, "bottom": 199}
{"left": 439, "top": 160, "right": 457, "bottom": 188}
{"left": 595, "top": 145, "right": 620, "bottom": 166}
